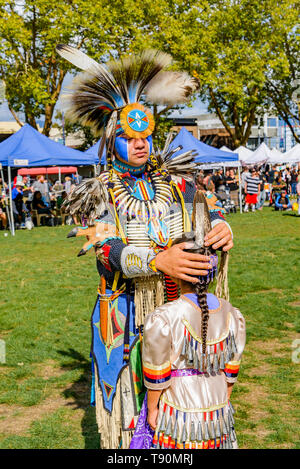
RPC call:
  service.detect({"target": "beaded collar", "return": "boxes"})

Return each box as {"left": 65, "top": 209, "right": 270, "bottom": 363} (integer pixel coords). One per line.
{"left": 112, "top": 158, "right": 146, "bottom": 176}
{"left": 110, "top": 169, "right": 173, "bottom": 222}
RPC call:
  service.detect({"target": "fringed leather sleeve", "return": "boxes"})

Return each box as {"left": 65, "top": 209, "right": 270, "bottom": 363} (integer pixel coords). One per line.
{"left": 142, "top": 311, "right": 172, "bottom": 390}
{"left": 224, "top": 308, "right": 246, "bottom": 384}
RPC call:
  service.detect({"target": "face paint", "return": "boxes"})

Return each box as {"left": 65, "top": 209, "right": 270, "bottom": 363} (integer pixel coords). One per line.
{"left": 115, "top": 136, "right": 129, "bottom": 162}
{"left": 115, "top": 135, "right": 153, "bottom": 164}
{"left": 146, "top": 135, "right": 153, "bottom": 156}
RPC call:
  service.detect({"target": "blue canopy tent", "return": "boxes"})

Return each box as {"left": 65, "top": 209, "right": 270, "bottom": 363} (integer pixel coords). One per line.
{"left": 168, "top": 127, "right": 239, "bottom": 164}
{"left": 168, "top": 128, "right": 242, "bottom": 212}
{"left": 0, "top": 123, "right": 96, "bottom": 167}
{"left": 0, "top": 123, "right": 96, "bottom": 235}
{"left": 84, "top": 139, "right": 106, "bottom": 165}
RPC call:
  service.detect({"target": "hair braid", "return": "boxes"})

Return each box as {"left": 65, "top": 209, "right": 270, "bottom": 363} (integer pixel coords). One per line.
{"left": 194, "top": 282, "right": 210, "bottom": 356}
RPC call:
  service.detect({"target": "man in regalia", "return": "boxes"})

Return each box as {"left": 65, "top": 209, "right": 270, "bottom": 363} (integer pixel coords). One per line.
{"left": 57, "top": 45, "right": 233, "bottom": 448}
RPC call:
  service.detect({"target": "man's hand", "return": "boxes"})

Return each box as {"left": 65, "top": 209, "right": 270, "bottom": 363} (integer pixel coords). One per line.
{"left": 155, "top": 242, "right": 212, "bottom": 283}
{"left": 204, "top": 222, "right": 233, "bottom": 252}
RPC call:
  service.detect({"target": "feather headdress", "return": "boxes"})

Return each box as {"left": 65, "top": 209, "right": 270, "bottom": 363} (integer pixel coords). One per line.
{"left": 56, "top": 45, "right": 199, "bottom": 162}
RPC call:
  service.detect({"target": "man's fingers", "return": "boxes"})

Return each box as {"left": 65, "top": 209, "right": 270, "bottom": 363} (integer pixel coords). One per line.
{"left": 204, "top": 223, "right": 223, "bottom": 241}
{"left": 179, "top": 273, "right": 200, "bottom": 283}
{"left": 205, "top": 231, "right": 227, "bottom": 247}
{"left": 212, "top": 234, "right": 231, "bottom": 250}
{"left": 182, "top": 251, "right": 211, "bottom": 262}
{"left": 181, "top": 260, "right": 212, "bottom": 270}
{"left": 181, "top": 267, "right": 209, "bottom": 277}
{"left": 222, "top": 240, "right": 234, "bottom": 252}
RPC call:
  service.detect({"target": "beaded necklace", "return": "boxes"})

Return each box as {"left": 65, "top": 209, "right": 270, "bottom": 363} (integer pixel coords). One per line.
{"left": 111, "top": 169, "right": 173, "bottom": 222}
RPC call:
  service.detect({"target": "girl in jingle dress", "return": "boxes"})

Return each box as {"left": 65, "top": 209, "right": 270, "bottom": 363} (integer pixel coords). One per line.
{"left": 141, "top": 233, "right": 246, "bottom": 450}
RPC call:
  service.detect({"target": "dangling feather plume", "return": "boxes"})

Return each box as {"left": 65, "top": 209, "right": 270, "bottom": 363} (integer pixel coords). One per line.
{"left": 153, "top": 132, "right": 198, "bottom": 180}
{"left": 145, "top": 71, "right": 199, "bottom": 106}
{"left": 192, "top": 191, "right": 212, "bottom": 248}
{"left": 62, "top": 178, "right": 109, "bottom": 226}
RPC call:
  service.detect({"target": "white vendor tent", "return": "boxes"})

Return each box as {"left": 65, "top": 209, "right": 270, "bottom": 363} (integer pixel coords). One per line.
{"left": 268, "top": 148, "right": 287, "bottom": 165}
{"left": 241, "top": 142, "right": 271, "bottom": 166}
{"left": 282, "top": 144, "right": 300, "bottom": 164}
{"left": 235, "top": 145, "right": 254, "bottom": 161}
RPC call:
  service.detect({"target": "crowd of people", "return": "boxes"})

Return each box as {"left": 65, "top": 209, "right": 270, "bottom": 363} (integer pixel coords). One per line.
{"left": 196, "top": 164, "right": 300, "bottom": 215}
{"left": 1, "top": 163, "right": 300, "bottom": 231}
{"left": 0, "top": 172, "right": 82, "bottom": 230}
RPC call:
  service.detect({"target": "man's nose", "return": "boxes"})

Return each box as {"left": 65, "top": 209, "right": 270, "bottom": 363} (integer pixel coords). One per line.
{"left": 133, "top": 138, "right": 146, "bottom": 148}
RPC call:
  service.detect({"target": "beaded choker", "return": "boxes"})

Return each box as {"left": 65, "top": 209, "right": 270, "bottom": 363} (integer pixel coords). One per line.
{"left": 112, "top": 158, "right": 146, "bottom": 176}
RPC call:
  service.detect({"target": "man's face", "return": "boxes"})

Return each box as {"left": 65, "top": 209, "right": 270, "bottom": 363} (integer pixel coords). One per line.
{"left": 117, "top": 135, "right": 150, "bottom": 167}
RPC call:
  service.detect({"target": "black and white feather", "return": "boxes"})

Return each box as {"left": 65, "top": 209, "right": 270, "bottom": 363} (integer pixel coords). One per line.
{"left": 153, "top": 133, "right": 198, "bottom": 180}
{"left": 145, "top": 71, "right": 199, "bottom": 106}
{"left": 57, "top": 45, "right": 172, "bottom": 136}
{"left": 62, "top": 178, "right": 109, "bottom": 226}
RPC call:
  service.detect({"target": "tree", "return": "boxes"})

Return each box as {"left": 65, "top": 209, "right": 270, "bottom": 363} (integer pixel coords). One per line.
{"left": 263, "top": 1, "right": 300, "bottom": 142}
{"left": 143, "top": 0, "right": 299, "bottom": 149}
{"left": 0, "top": 0, "right": 122, "bottom": 135}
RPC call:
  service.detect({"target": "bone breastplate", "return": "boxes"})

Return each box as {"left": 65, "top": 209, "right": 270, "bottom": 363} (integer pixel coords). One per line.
{"left": 101, "top": 170, "right": 184, "bottom": 248}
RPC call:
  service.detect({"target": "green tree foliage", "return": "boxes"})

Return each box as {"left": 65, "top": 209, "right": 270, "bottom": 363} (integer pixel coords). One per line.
{"left": 263, "top": 0, "right": 300, "bottom": 142}
{"left": 0, "top": 0, "right": 299, "bottom": 149}
{"left": 145, "top": 0, "right": 299, "bottom": 148}
{"left": 0, "top": 0, "right": 114, "bottom": 135}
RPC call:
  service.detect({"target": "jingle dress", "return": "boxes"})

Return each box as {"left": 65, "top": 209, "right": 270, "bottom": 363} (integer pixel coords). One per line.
{"left": 142, "top": 293, "right": 246, "bottom": 449}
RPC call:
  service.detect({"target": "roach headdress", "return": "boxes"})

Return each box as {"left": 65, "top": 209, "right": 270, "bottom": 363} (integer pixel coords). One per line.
{"left": 56, "top": 45, "right": 199, "bottom": 164}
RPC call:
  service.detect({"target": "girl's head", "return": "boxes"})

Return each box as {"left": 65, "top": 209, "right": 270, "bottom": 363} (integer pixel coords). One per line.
{"left": 172, "top": 232, "right": 218, "bottom": 358}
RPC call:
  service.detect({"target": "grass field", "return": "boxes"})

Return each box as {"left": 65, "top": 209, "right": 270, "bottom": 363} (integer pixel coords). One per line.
{"left": 0, "top": 207, "right": 299, "bottom": 449}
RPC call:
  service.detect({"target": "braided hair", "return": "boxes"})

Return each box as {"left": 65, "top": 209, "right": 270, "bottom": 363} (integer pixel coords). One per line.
{"left": 172, "top": 233, "right": 217, "bottom": 358}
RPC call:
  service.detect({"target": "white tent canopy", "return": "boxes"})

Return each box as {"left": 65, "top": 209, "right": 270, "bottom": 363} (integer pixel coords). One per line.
{"left": 235, "top": 145, "right": 253, "bottom": 161}
{"left": 268, "top": 148, "right": 287, "bottom": 165}
{"left": 282, "top": 144, "right": 300, "bottom": 164}
{"left": 241, "top": 142, "right": 271, "bottom": 166}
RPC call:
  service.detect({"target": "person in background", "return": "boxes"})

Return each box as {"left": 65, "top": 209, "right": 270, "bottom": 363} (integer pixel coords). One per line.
{"left": 256, "top": 170, "right": 267, "bottom": 211}
{"left": 244, "top": 168, "right": 260, "bottom": 212}
{"left": 212, "top": 169, "right": 225, "bottom": 192}
{"left": 271, "top": 174, "right": 287, "bottom": 203}
{"left": 274, "top": 190, "right": 292, "bottom": 211}
{"left": 64, "top": 176, "right": 72, "bottom": 195}
{"left": 225, "top": 169, "right": 239, "bottom": 208}
{"left": 32, "top": 175, "right": 51, "bottom": 205}
{"left": 32, "top": 191, "right": 55, "bottom": 223}
{"left": 12, "top": 181, "right": 28, "bottom": 227}
{"left": 297, "top": 178, "right": 300, "bottom": 216}
{"left": 290, "top": 169, "right": 298, "bottom": 196}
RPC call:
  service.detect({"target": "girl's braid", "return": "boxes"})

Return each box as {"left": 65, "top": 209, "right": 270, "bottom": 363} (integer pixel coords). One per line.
{"left": 194, "top": 281, "right": 210, "bottom": 356}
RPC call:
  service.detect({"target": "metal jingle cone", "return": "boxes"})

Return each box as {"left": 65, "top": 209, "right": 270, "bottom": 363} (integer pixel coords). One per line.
{"left": 231, "top": 333, "right": 238, "bottom": 353}
{"left": 199, "top": 353, "right": 205, "bottom": 373}
{"left": 220, "top": 350, "right": 226, "bottom": 370}
{"left": 159, "top": 412, "right": 166, "bottom": 433}
{"left": 181, "top": 422, "right": 187, "bottom": 443}
{"left": 165, "top": 415, "right": 173, "bottom": 436}
{"left": 216, "top": 417, "right": 221, "bottom": 438}
{"left": 204, "top": 421, "right": 210, "bottom": 441}
{"left": 206, "top": 353, "right": 212, "bottom": 374}
{"left": 171, "top": 419, "right": 178, "bottom": 441}
{"left": 187, "top": 341, "right": 194, "bottom": 365}
{"left": 181, "top": 334, "right": 187, "bottom": 356}
{"left": 213, "top": 351, "right": 219, "bottom": 373}
{"left": 190, "top": 421, "right": 196, "bottom": 442}
{"left": 196, "top": 421, "right": 203, "bottom": 442}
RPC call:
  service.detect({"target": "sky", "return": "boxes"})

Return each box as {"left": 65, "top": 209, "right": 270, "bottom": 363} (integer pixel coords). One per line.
{"left": 0, "top": 73, "right": 209, "bottom": 124}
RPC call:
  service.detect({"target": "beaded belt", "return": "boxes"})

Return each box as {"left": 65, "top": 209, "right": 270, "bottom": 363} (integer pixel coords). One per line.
{"left": 171, "top": 369, "right": 204, "bottom": 377}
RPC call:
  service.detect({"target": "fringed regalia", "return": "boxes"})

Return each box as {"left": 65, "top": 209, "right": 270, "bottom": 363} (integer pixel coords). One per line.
{"left": 56, "top": 45, "right": 232, "bottom": 448}
{"left": 142, "top": 294, "right": 246, "bottom": 449}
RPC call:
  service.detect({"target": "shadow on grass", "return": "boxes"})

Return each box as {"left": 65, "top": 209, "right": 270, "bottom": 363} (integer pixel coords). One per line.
{"left": 58, "top": 348, "right": 100, "bottom": 449}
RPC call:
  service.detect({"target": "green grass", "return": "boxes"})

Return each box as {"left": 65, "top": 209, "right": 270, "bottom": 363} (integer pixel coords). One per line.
{"left": 0, "top": 207, "right": 299, "bottom": 449}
